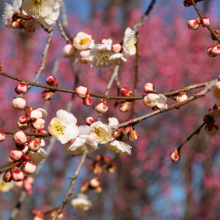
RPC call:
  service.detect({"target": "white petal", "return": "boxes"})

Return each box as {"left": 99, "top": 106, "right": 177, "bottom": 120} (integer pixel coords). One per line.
{"left": 56, "top": 109, "right": 77, "bottom": 125}
{"left": 108, "top": 117, "right": 119, "bottom": 126}
{"left": 37, "top": 108, "right": 48, "bottom": 118}
{"left": 79, "top": 125, "right": 91, "bottom": 135}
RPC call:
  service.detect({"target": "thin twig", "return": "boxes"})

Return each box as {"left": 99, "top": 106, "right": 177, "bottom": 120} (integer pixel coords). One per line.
{"left": 57, "top": 20, "right": 70, "bottom": 43}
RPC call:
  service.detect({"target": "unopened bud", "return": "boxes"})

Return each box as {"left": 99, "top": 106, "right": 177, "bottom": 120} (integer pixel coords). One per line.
{"left": 80, "top": 182, "right": 89, "bottom": 193}
{"left": 24, "top": 19, "right": 36, "bottom": 30}
{"left": 122, "top": 126, "right": 133, "bottom": 135}
{"left": 170, "top": 148, "right": 180, "bottom": 162}
{"left": 21, "top": 161, "right": 36, "bottom": 175}
{"left": 93, "top": 185, "right": 102, "bottom": 193}
{"left": 14, "top": 131, "right": 27, "bottom": 145}
{"left": 120, "top": 87, "right": 133, "bottom": 97}
{"left": 100, "top": 39, "right": 109, "bottom": 45}
{"left": 207, "top": 46, "right": 216, "bottom": 57}
{"left": 209, "top": 105, "right": 220, "bottom": 117}
{"left": 3, "top": 171, "right": 12, "bottom": 182}
{"left": 188, "top": 18, "right": 200, "bottom": 30}
{"left": 76, "top": 86, "right": 89, "bottom": 98}
{"left": 112, "top": 43, "right": 122, "bottom": 53}
{"left": 205, "top": 124, "right": 219, "bottom": 137}
{"left": 90, "top": 177, "right": 100, "bottom": 188}
{"left": 15, "top": 83, "right": 28, "bottom": 94}
{"left": 32, "top": 118, "right": 45, "bottom": 130}
{"left": 119, "top": 101, "right": 130, "bottom": 112}
{"left": 17, "top": 122, "right": 29, "bottom": 130}
{"left": 0, "top": 130, "right": 5, "bottom": 142}
{"left": 144, "top": 83, "right": 155, "bottom": 93}
{"left": 107, "top": 164, "right": 116, "bottom": 173}
{"left": 201, "top": 17, "right": 210, "bottom": 27}
{"left": 28, "top": 139, "right": 41, "bottom": 152}
{"left": 35, "top": 129, "right": 47, "bottom": 134}
{"left": 113, "top": 128, "right": 122, "bottom": 138}
{"left": 41, "top": 90, "right": 54, "bottom": 101}
{"left": 23, "top": 155, "right": 30, "bottom": 161}
{"left": 79, "top": 50, "right": 90, "bottom": 64}
{"left": 212, "top": 45, "right": 220, "bottom": 56}
{"left": 213, "top": 81, "right": 220, "bottom": 101}
{"left": 128, "top": 129, "right": 139, "bottom": 141}
{"left": 86, "top": 117, "right": 95, "bottom": 125}
{"left": 176, "top": 92, "right": 188, "bottom": 103}
{"left": 11, "top": 167, "right": 24, "bottom": 182}
{"left": 19, "top": 115, "right": 29, "bottom": 124}
{"left": 83, "top": 94, "right": 92, "bottom": 106}
{"left": 95, "top": 100, "right": 108, "bottom": 114}
{"left": 46, "top": 76, "right": 58, "bottom": 87}
{"left": 12, "top": 97, "right": 26, "bottom": 111}
{"left": 62, "top": 44, "right": 76, "bottom": 58}
{"left": 29, "top": 109, "right": 43, "bottom": 119}
{"left": 10, "top": 150, "right": 23, "bottom": 161}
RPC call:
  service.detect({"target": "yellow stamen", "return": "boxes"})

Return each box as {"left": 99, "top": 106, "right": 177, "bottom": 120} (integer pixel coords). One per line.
{"left": 52, "top": 119, "right": 65, "bottom": 136}
{"left": 79, "top": 38, "right": 90, "bottom": 45}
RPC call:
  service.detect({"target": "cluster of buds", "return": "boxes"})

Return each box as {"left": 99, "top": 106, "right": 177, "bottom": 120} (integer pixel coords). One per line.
{"left": 183, "top": 0, "right": 204, "bottom": 7}
{"left": 80, "top": 177, "right": 102, "bottom": 194}
{"left": 204, "top": 115, "right": 219, "bottom": 137}
{"left": 188, "top": 17, "right": 210, "bottom": 30}
{"left": 119, "top": 87, "right": 133, "bottom": 113}
{"left": 42, "top": 76, "right": 58, "bottom": 101}
{"left": 76, "top": 86, "right": 93, "bottom": 107}
{"left": 10, "top": 10, "right": 36, "bottom": 34}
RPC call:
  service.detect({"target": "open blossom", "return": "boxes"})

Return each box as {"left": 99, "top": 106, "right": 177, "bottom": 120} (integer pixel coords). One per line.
{"left": 48, "top": 109, "right": 79, "bottom": 144}
{"left": 123, "top": 28, "right": 136, "bottom": 55}
{"left": 3, "top": 0, "right": 22, "bottom": 28}
{"left": 89, "top": 122, "right": 111, "bottom": 144}
{"left": 71, "top": 194, "right": 92, "bottom": 211}
{"left": 62, "top": 125, "right": 98, "bottom": 155}
{"left": 143, "top": 93, "right": 167, "bottom": 108}
{"left": 73, "top": 32, "right": 92, "bottom": 50}
{"left": 89, "top": 39, "right": 114, "bottom": 68}
{"left": 105, "top": 140, "right": 132, "bottom": 155}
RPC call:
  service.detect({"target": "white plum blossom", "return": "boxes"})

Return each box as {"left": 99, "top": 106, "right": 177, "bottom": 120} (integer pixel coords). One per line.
{"left": 123, "top": 28, "right": 136, "bottom": 55}
{"left": 3, "top": 0, "right": 22, "bottom": 27}
{"left": 48, "top": 109, "right": 79, "bottom": 144}
{"left": 73, "top": 32, "right": 92, "bottom": 51}
{"left": 71, "top": 194, "right": 92, "bottom": 211}
{"left": 88, "top": 39, "right": 114, "bottom": 68}
{"left": 22, "top": 0, "right": 62, "bottom": 29}
{"left": 143, "top": 93, "right": 167, "bottom": 108}
{"left": 89, "top": 121, "right": 112, "bottom": 144}
{"left": 62, "top": 125, "right": 98, "bottom": 155}
{"left": 105, "top": 140, "right": 132, "bottom": 155}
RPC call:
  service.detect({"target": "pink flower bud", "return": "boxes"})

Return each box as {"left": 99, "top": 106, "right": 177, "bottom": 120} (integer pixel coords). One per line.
{"left": 79, "top": 50, "right": 90, "bottom": 64}
{"left": 100, "top": 39, "right": 109, "bottom": 45}
{"left": 209, "top": 105, "right": 220, "bottom": 117}
{"left": 35, "top": 129, "right": 47, "bottom": 134}
{"left": 10, "top": 150, "right": 23, "bottom": 161}
{"left": 21, "top": 161, "right": 36, "bottom": 175}
{"left": 201, "top": 17, "right": 210, "bottom": 27}
{"left": 90, "top": 177, "right": 100, "bottom": 188}
{"left": 0, "top": 130, "right": 5, "bottom": 142}
{"left": 213, "top": 82, "right": 220, "bottom": 101}
{"left": 23, "top": 155, "right": 30, "bottom": 161}
{"left": 3, "top": 171, "right": 12, "bottom": 182}
{"left": 29, "top": 109, "right": 43, "bottom": 119}
{"left": 120, "top": 87, "right": 133, "bottom": 97}
{"left": 83, "top": 95, "right": 92, "bottom": 106}
{"left": 188, "top": 18, "right": 200, "bottom": 30}
{"left": 11, "top": 20, "right": 20, "bottom": 28}
{"left": 112, "top": 43, "right": 122, "bottom": 53}
{"left": 113, "top": 128, "right": 123, "bottom": 138}
{"left": 41, "top": 90, "right": 54, "bottom": 101}
{"left": 128, "top": 129, "right": 139, "bottom": 141}
{"left": 122, "top": 126, "right": 133, "bottom": 135}
{"left": 17, "top": 122, "right": 29, "bottom": 130}
{"left": 11, "top": 168, "right": 24, "bottom": 182}
{"left": 95, "top": 100, "right": 108, "bottom": 114}
{"left": 80, "top": 182, "right": 89, "bottom": 193}
{"left": 46, "top": 76, "right": 58, "bottom": 87}
{"left": 176, "top": 92, "right": 188, "bottom": 103}
{"left": 144, "top": 83, "right": 156, "bottom": 93}
{"left": 170, "top": 149, "right": 180, "bottom": 162}
{"left": 14, "top": 131, "right": 27, "bottom": 145}
{"left": 212, "top": 45, "right": 220, "bottom": 56}
{"left": 119, "top": 101, "right": 131, "bottom": 112}
{"left": 93, "top": 185, "right": 102, "bottom": 193}
{"left": 32, "top": 118, "right": 45, "bottom": 130}
{"left": 15, "top": 83, "right": 28, "bottom": 94}
{"left": 207, "top": 46, "right": 216, "bottom": 57}
{"left": 19, "top": 115, "right": 29, "bottom": 124}
{"left": 86, "top": 117, "right": 95, "bottom": 125}
{"left": 28, "top": 139, "right": 41, "bottom": 152}
{"left": 12, "top": 97, "right": 26, "bottom": 110}
{"left": 205, "top": 124, "right": 219, "bottom": 137}
{"left": 76, "top": 86, "right": 89, "bottom": 98}
{"left": 62, "top": 44, "right": 76, "bottom": 57}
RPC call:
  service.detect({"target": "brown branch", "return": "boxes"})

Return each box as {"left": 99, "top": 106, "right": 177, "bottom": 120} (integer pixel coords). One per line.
{"left": 57, "top": 20, "right": 70, "bottom": 43}
{"left": 0, "top": 161, "right": 21, "bottom": 174}
{"left": 2, "top": 131, "right": 50, "bottom": 137}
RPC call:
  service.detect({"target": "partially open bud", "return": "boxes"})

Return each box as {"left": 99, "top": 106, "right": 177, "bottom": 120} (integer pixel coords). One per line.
{"left": 15, "top": 83, "right": 28, "bottom": 94}
{"left": 188, "top": 18, "right": 201, "bottom": 30}
{"left": 128, "top": 129, "right": 139, "bottom": 141}
{"left": 32, "top": 118, "right": 45, "bottom": 130}
{"left": 113, "top": 128, "right": 123, "bottom": 138}
{"left": 79, "top": 50, "right": 90, "bottom": 64}
{"left": 80, "top": 182, "right": 90, "bottom": 193}
{"left": 144, "top": 83, "right": 155, "bottom": 93}
{"left": 209, "top": 105, "right": 220, "bottom": 117}
{"left": 170, "top": 148, "right": 180, "bottom": 162}
{"left": 93, "top": 185, "right": 102, "bottom": 193}
{"left": 28, "top": 139, "right": 41, "bottom": 152}
{"left": 207, "top": 46, "right": 216, "bottom": 57}
{"left": 119, "top": 101, "right": 130, "bottom": 112}
{"left": 76, "top": 86, "right": 89, "bottom": 98}
{"left": 3, "top": 171, "right": 12, "bottom": 182}
{"left": 23, "top": 155, "right": 30, "bottom": 161}
{"left": 0, "top": 130, "right": 5, "bottom": 142}
{"left": 86, "top": 117, "right": 95, "bottom": 125}
{"left": 29, "top": 109, "right": 43, "bottom": 119}
{"left": 122, "top": 126, "right": 133, "bottom": 135}
{"left": 92, "top": 163, "right": 102, "bottom": 175}
{"left": 205, "top": 124, "right": 219, "bottom": 137}
{"left": 41, "top": 90, "right": 54, "bottom": 101}
{"left": 120, "top": 87, "right": 133, "bottom": 97}
{"left": 176, "top": 92, "right": 188, "bottom": 103}
{"left": 112, "top": 43, "right": 122, "bottom": 53}
{"left": 46, "top": 76, "right": 58, "bottom": 87}
{"left": 212, "top": 45, "right": 220, "bottom": 56}
{"left": 90, "top": 177, "right": 100, "bottom": 188}
{"left": 62, "top": 44, "right": 76, "bottom": 58}
{"left": 201, "top": 17, "right": 210, "bottom": 27}
{"left": 19, "top": 115, "right": 29, "bottom": 124}
{"left": 21, "top": 161, "right": 36, "bottom": 175}
{"left": 211, "top": 29, "right": 220, "bottom": 41}
{"left": 83, "top": 94, "right": 92, "bottom": 106}
{"left": 14, "top": 131, "right": 27, "bottom": 145}
{"left": 95, "top": 99, "right": 108, "bottom": 114}
{"left": 17, "top": 122, "right": 29, "bottom": 130}
{"left": 12, "top": 97, "right": 26, "bottom": 110}
{"left": 10, "top": 150, "right": 23, "bottom": 161}
{"left": 213, "top": 82, "right": 220, "bottom": 101}
{"left": 11, "top": 168, "right": 24, "bottom": 182}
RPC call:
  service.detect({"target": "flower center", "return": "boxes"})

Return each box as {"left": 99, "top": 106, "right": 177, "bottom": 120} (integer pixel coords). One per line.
{"left": 96, "top": 49, "right": 112, "bottom": 66}
{"left": 35, "top": 0, "right": 44, "bottom": 4}
{"left": 79, "top": 38, "right": 90, "bottom": 45}
{"left": 52, "top": 120, "right": 65, "bottom": 136}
